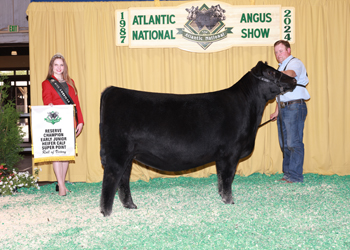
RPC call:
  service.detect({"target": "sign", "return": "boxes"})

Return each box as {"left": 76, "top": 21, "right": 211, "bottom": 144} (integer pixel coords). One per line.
{"left": 31, "top": 105, "right": 76, "bottom": 164}
{"left": 8, "top": 25, "right": 19, "bottom": 32}
{"left": 116, "top": 2, "right": 295, "bottom": 53}
{"left": 282, "top": 7, "right": 294, "bottom": 42}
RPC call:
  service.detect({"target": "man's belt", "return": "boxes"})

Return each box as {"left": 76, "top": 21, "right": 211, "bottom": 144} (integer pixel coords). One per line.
{"left": 280, "top": 99, "right": 305, "bottom": 108}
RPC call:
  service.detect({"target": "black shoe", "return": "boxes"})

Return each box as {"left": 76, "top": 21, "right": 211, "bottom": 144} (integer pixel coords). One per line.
{"left": 56, "top": 184, "right": 59, "bottom": 192}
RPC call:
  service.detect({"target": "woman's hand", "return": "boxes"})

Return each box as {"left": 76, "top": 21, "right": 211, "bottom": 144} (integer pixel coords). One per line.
{"left": 76, "top": 123, "right": 84, "bottom": 137}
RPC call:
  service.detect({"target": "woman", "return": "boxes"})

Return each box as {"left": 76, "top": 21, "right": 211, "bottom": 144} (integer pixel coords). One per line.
{"left": 42, "top": 53, "right": 84, "bottom": 196}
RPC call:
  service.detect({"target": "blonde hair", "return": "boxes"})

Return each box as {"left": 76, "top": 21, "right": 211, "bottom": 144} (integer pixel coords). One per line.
{"left": 46, "top": 53, "right": 78, "bottom": 95}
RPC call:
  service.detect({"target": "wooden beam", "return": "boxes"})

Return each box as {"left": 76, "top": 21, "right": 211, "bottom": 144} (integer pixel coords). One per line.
{"left": 0, "top": 55, "right": 29, "bottom": 69}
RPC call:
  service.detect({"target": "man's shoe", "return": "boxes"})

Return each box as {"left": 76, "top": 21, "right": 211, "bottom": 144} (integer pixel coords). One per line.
{"left": 278, "top": 178, "right": 288, "bottom": 181}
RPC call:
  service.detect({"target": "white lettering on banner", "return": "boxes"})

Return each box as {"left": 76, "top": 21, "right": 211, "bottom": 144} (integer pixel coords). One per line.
{"left": 115, "top": 2, "right": 295, "bottom": 53}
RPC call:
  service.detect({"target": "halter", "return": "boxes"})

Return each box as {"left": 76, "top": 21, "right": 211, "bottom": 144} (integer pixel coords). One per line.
{"left": 250, "top": 70, "right": 286, "bottom": 94}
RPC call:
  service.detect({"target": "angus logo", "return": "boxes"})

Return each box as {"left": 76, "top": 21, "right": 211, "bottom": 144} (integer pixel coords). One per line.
{"left": 177, "top": 4, "right": 233, "bottom": 50}
{"left": 44, "top": 111, "right": 62, "bottom": 125}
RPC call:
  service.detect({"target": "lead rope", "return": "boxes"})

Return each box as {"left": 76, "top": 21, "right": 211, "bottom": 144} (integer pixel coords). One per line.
{"left": 277, "top": 62, "right": 287, "bottom": 158}
{"left": 277, "top": 95, "right": 285, "bottom": 158}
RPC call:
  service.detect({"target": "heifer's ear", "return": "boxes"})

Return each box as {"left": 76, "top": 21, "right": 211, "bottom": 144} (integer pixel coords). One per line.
{"left": 265, "top": 61, "right": 268, "bottom": 65}
{"left": 252, "top": 62, "right": 261, "bottom": 75}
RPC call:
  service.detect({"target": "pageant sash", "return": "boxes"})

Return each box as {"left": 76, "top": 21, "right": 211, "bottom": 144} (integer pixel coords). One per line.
{"left": 31, "top": 105, "right": 76, "bottom": 163}
{"left": 48, "top": 77, "right": 79, "bottom": 123}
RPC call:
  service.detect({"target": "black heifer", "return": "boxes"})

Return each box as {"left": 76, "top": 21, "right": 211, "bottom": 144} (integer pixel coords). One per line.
{"left": 99, "top": 61, "right": 296, "bottom": 216}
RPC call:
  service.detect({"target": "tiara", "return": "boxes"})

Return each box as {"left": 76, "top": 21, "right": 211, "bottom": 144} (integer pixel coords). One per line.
{"left": 52, "top": 53, "right": 64, "bottom": 59}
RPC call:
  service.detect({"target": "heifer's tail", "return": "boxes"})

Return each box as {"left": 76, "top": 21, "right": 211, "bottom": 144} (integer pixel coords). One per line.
{"left": 100, "top": 86, "right": 114, "bottom": 123}
{"left": 100, "top": 86, "right": 115, "bottom": 167}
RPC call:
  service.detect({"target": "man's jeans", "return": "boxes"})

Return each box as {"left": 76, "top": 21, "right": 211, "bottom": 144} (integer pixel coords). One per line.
{"left": 277, "top": 102, "right": 307, "bottom": 182}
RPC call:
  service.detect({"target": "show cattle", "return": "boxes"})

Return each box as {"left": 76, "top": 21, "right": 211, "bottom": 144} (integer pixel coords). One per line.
{"left": 99, "top": 61, "right": 296, "bottom": 217}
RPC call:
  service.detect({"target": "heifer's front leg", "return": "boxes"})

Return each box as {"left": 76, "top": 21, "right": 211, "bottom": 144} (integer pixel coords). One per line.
{"left": 216, "top": 157, "right": 239, "bottom": 204}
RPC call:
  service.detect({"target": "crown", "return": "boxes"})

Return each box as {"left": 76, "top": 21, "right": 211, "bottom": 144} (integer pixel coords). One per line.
{"left": 52, "top": 53, "right": 64, "bottom": 59}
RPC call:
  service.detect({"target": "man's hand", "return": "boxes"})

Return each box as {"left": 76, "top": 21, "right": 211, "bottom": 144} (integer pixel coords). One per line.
{"left": 270, "top": 107, "right": 279, "bottom": 121}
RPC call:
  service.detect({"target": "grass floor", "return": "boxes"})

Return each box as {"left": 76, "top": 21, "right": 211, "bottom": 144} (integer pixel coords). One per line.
{"left": 1, "top": 173, "right": 350, "bottom": 249}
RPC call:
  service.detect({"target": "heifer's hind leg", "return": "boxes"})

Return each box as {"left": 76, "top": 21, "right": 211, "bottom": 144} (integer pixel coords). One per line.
{"left": 100, "top": 151, "right": 136, "bottom": 216}
{"left": 216, "top": 156, "right": 239, "bottom": 204}
{"left": 100, "top": 161, "right": 122, "bottom": 217}
{"left": 100, "top": 150, "right": 134, "bottom": 216}
{"left": 118, "top": 160, "right": 137, "bottom": 209}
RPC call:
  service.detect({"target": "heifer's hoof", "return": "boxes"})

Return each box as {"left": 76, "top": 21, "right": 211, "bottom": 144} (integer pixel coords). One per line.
{"left": 100, "top": 207, "right": 112, "bottom": 217}
{"left": 123, "top": 203, "right": 137, "bottom": 209}
{"left": 222, "top": 198, "right": 235, "bottom": 205}
{"left": 101, "top": 210, "right": 111, "bottom": 217}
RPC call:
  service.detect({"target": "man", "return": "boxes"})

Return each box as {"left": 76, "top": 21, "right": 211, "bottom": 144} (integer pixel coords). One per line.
{"left": 270, "top": 40, "right": 310, "bottom": 183}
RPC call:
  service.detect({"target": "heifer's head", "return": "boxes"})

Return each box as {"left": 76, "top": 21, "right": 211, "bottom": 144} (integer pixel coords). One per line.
{"left": 250, "top": 61, "right": 296, "bottom": 100}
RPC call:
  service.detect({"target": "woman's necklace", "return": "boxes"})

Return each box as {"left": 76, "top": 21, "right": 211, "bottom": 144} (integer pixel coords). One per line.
{"left": 54, "top": 74, "right": 64, "bottom": 82}
{"left": 55, "top": 77, "right": 65, "bottom": 83}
